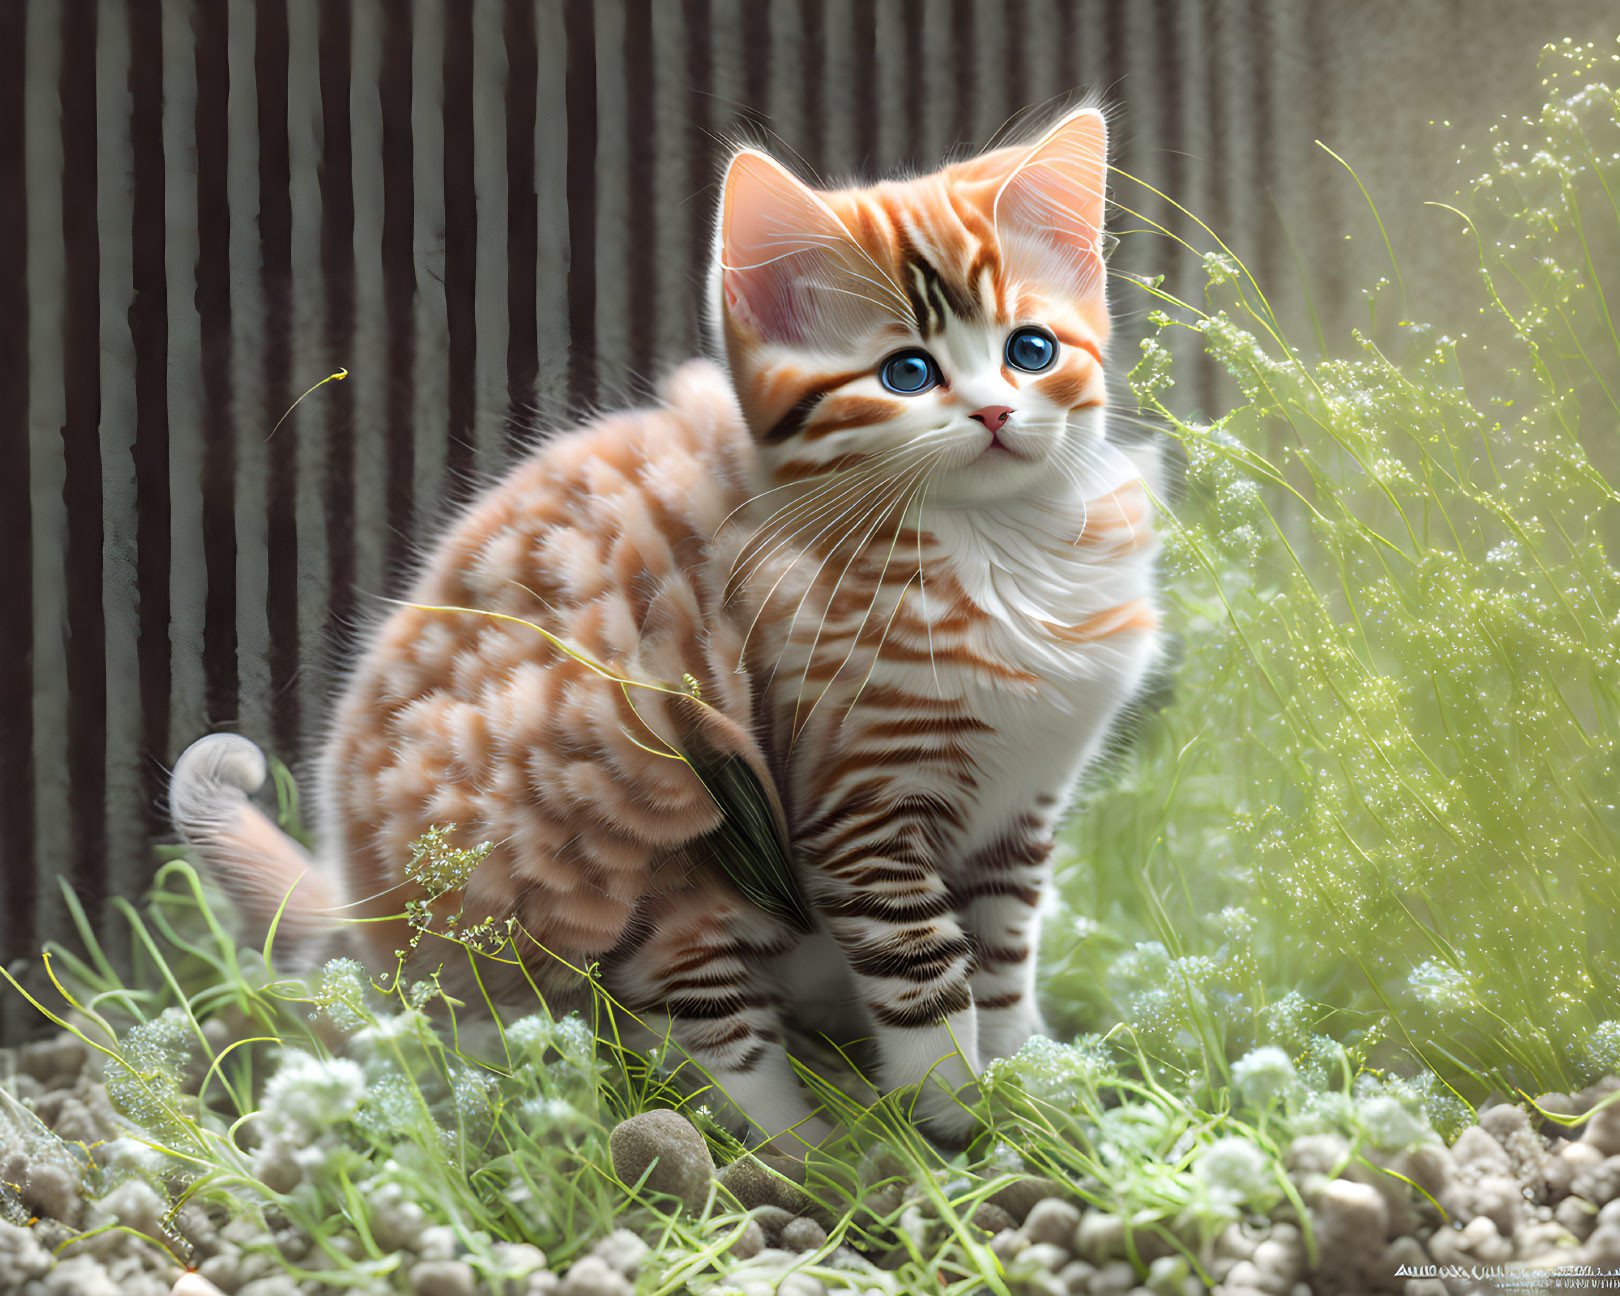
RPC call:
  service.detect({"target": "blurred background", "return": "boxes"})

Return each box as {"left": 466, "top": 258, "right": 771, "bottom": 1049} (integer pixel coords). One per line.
{"left": 3, "top": 0, "right": 1616, "bottom": 1039}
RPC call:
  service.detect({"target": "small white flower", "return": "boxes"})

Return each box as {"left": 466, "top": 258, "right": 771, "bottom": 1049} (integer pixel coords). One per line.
{"left": 1232, "top": 1046, "right": 1298, "bottom": 1106}
{"left": 260, "top": 1049, "right": 366, "bottom": 1138}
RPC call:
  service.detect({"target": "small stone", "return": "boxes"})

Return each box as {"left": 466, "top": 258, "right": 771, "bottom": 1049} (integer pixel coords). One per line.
{"left": 21, "top": 1160, "right": 80, "bottom": 1222}
{"left": 1022, "top": 1198, "right": 1082, "bottom": 1251}
{"left": 170, "top": 1278, "right": 229, "bottom": 1296}
{"left": 728, "top": 1218, "right": 766, "bottom": 1259}
{"left": 1144, "top": 1254, "right": 1193, "bottom": 1296}
{"left": 1315, "top": 1177, "right": 1389, "bottom": 1244}
{"left": 17, "top": 1034, "right": 88, "bottom": 1084}
{"left": 1600, "top": 1198, "right": 1620, "bottom": 1229}
{"left": 589, "top": 1229, "right": 647, "bottom": 1277}
{"left": 416, "top": 1226, "right": 459, "bottom": 1261}
{"left": 1088, "top": 1259, "right": 1140, "bottom": 1296}
{"left": 1018, "top": 1242, "right": 1071, "bottom": 1273}
{"left": 44, "top": 1256, "right": 121, "bottom": 1296}
{"left": 1056, "top": 1259, "right": 1097, "bottom": 1294}
{"left": 249, "top": 1139, "right": 302, "bottom": 1194}
{"left": 1573, "top": 1155, "right": 1620, "bottom": 1206}
{"left": 1286, "top": 1133, "right": 1350, "bottom": 1178}
{"left": 776, "top": 1276, "right": 826, "bottom": 1296}
{"left": 1450, "top": 1126, "right": 1512, "bottom": 1175}
{"left": 1074, "top": 1211, "right": 1126, "bottom": 1264}
{"left": 1588, "top": 1223, "right": 1620, "bottom": 1265}
{"left": 971, "top": 1201, "right": 1016, "bottom": 1235}
{"left": 985, "top": 1176, "right": 1069, "bottom": 1224}
{"left": 236, "top": 1278, "right": 302, "bottom": 1296}
{"left": 409, "top": 1259, "right": 476, "bottom": 1296}
{"left": 610, "top": 1111, "right": 715, "bottom": 1214}
{"left": 747, "top": 1205, "right": 794, "bottom": 1245}
{"left": 557, "top": 1255, "right": 633, "bottom": 1296}
{"left": 988, "top": 1228, "right": 1027, "bottom": 1266}
{"left": 526, "top": 1273, "right": 561, "bottom": 1296}
{"left": 493, "top": 1242, "right": 548, "bottom": 1279}
{"left": 780, "top": 1216, "right": 827, "bottom": 1252}
{"left": 1460, "top": 1214, "right": 1512, "bottom": 1264}
{"left": 371, "top": 1198, "right": 429, "bottom": 1253}
{"left": 1588, "top": 1101, "right": 1620, "bottom": 1158}
{"left": 1563, "top": 1140, "right": 1606, "bottom": 1180}
{"left": 1558, "top": 1195, "right": 1598, "bottom": 1242}
{"left": 717, "top": 1155, "right": 815, "bottom": 1218}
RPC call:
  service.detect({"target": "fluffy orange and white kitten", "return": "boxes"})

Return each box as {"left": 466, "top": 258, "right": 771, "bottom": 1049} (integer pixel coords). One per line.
{"left": 170, "top": 108, "right": 1160, "bottom": 1148}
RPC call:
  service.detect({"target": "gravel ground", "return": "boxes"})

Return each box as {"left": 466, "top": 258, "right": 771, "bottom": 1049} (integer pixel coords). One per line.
{"left": 4, "top": 1028, "right": 1620, "bottom": 1296}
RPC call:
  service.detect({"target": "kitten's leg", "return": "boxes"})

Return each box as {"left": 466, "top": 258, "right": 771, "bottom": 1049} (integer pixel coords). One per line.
{"left": 955, "top": 826, "right": 1055, "bottom": 1063}
{"left": 807, "top": 846, "right": 981, "bottom": 1142}
{"left": 610, "top": 890, "right": 830, "bottom": 1153}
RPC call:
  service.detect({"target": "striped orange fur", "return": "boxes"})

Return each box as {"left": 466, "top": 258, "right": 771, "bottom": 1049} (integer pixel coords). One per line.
{"left": 169, "top": 106, "right": 1162, "bottom": 1151}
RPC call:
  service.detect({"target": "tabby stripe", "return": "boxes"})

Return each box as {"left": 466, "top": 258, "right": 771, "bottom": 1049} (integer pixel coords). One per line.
{"left": 868, "top": 983, "right": 972, "bottom": 1030}
{"left": 666, "top": 991, "right": 774, "bottom": 1021}
{"left": 976, "top": 992, "right": 1024, "bottom": 1011}
{"left": 827, "top": 890, "right": 953, "bottom": 922}
{"left": 953, "top": 879, "right": 1040, "bottom": 906}
{"left": 1043, "top": 598, "right": 1158, "bottom": 644}
{"left": 974, "top": 944, "right": 1030, "bottom": 967}
{"left": 848, "top": 936, "right": 973, "bottom": 983}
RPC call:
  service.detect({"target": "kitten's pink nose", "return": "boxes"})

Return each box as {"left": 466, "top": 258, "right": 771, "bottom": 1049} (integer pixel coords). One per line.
{"left": 969, "top": 405, "right": 1013, "bottom": 431}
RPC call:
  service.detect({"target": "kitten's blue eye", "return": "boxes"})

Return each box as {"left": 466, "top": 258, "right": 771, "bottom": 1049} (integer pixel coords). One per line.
{"left": 1005, "top": 326, "right": 1058, "bottom": 373}
{"left": 879, "top": 350, "right": 941, "bottom": 395}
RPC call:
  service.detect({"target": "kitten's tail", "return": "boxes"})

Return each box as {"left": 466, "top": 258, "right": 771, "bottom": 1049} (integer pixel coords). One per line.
{"left": 168, "top": 734, "right": 344, "bottom": 957}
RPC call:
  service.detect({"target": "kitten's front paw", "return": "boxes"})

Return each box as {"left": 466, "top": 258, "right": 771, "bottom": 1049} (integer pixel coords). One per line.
{"left": 909, "top": 1077, "right": 982, "bottom": 1149}
{"left": 977, "top": 1004, "right": 1047, "bottom": 1064}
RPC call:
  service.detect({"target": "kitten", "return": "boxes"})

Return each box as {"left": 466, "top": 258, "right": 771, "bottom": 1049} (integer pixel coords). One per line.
{"left": 169, "top": 108, "right": 1160, "bottom": 1149}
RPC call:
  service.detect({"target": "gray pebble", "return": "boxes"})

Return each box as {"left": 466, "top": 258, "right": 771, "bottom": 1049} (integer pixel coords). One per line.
{"left": 1586, "top": 1094, "right": 1620, "bottom": 1157}
{"left": 1074, "top": 1211, "right": 1125, "bottom": 1264}
{"left": 1589, "top": 1223, "right": 1620, "bottom": 1265}
{"left": 1573, "top": 1155, "right": 1620, "bottom": 1206}
{"left": 1088, "top": 1259, "right": 1140, "bottom": 1296}
{"left": 409, "top": 1259, "right": 476, "bottom": 1296}
{"left": 971, "top": 1202, "right": 1017, "bottom": 1235}
{"left": 20, "top": 1161, "right": 79, "bottom": 1223}
{"left": 1018, "top": 1241, "right": 1071, "bottom": 1273}
{"left": 988, "top": 1227, "right": 1027, "bottom": 1266}
{"left": 728, "top": 1219, "right": 766, "bottom": 1260}
{"left": 1557, "top": 1195, "right": 1598, "bottom": 1241}
{"left": 17, "top": 1036, "right": 88, "bottom": 1085}
{"left": 985, "top": 1176, "right": 1069, "bottom": 1224}
{"left": 780, "top": 1216, "right": 827, "bottom": 1252}
{"left": 589, "top": 1229, "right": 647, "bottom": 1277}
{"left": 717, "top": 1155, "right": 816, "bottom": 1219}
{"left": 557, "top": 1255, "right": 633, "bottom": 1296}
{"left": 776, "top": 1276, "right": 827, "bottom": 1296}
{"left": 746, "top": 1205, "right": 794, "bottom": 1245}
{"left": 1022, "top": 1198, "right": 1082, "bottom": 1251}
{"left": 1055, "top": 1258, "right": 1097, "bottom": 1294}
{"left": 609, "top": 1110, "right": 715, "bottom": 1215}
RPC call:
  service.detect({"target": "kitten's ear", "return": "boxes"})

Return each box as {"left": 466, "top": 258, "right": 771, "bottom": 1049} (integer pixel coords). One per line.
{"left": 989, "top": 109, "right": 1108, "bottom": 299}
{"left": 719, "top": 149, "right": 882, "bottom": 344}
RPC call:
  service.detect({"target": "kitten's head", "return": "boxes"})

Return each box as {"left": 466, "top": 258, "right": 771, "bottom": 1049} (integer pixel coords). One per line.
{"left": 711, "top": 109, "right": 1111, "bottom": 508}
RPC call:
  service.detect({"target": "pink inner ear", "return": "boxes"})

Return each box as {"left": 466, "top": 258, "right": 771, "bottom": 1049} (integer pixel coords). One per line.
{"left": 721, "top": 150, "right": 851, "bottom": 344}
{"left": 720, "top": 151, "right": 909, "bottom": 346}
{"left": 993, "top": 110, "right": 1108, "bottom": 298}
